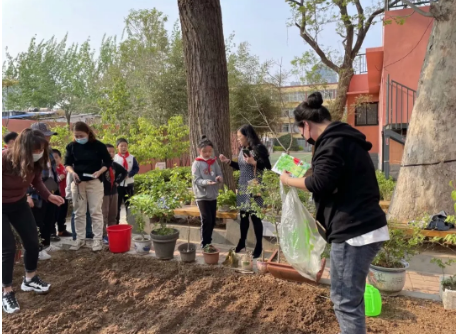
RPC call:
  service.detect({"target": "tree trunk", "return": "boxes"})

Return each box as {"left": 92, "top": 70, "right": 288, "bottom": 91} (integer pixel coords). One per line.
{"left": 388, "top": 2, "right": 456, "bottom": 222}
{"left": 178, "top": 0, "right": 235, "bottom": 190}
{"left": 332, "top": 67, "right": 354, "bottom": 121}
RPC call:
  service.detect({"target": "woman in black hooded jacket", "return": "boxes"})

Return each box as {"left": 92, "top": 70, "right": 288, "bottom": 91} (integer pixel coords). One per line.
{"left": 280, "top": 92, "right": 388, "bottom": 334}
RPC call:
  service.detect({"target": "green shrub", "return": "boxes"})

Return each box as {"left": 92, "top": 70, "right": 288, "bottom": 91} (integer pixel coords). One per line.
{"left": 135, "top": 166, "right": 191, "bottom": 194}
{"left": 298, "top": 146, "right": 304, "bottom": 151}
{"left": 273, "top": 146, "right": 284, "bottom": 152}
{"left": 376, "top": 171, "right": 396, "bottom": 201}
{"left": 273, "top": 134, "right": 300, "bottom": 151}
{"left": 233, "top": 170, "right": 240, "bottom": 185}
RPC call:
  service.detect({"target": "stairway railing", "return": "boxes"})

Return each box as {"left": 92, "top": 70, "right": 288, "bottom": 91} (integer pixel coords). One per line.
{"left": 385, "top": 74, "right": 416, "bottom": 129}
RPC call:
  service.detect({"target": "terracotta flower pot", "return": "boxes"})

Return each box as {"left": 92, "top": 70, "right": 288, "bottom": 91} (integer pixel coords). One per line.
{"left": 256, "top": 261, "right": 268, "bottom": 274}
{"left": 203, "top": 250, "right": 220, "bottom": 265}
{"left": 266, "top": 250, "right": 325, "bottom": 285}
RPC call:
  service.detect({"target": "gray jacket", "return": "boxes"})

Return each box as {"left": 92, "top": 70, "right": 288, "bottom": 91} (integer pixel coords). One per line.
{"left": 192, "top": 159, "right": 223, "bottom": 201}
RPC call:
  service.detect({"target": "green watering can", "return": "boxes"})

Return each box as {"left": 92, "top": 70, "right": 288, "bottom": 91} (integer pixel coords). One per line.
{"left": 365, "top": 284, "right": 382, "bottom": 317}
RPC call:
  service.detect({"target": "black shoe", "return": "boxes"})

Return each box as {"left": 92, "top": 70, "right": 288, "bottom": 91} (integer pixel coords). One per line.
{"left": 235, "top": 239, "right": 246, "bottom": 253}
{"left": 21, "top": 275, "right": 51, "bottom": 294}
{"left": 2, "top": 291, "right": 20, "bottom": 314}
{"left": 50, "top": 234, "right": 60, "bottom": 242}
{"left": 58, "top": 230, "right": 72, "bottom": 237}
{"left": 252, "top": 244, "right": 262, "bottom": 259}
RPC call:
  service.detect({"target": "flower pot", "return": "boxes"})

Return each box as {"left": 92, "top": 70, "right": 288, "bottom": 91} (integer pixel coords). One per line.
{"left": 178, "top": 243, "right": 197, "bottom": 263}
{"left": 368, "top": 262, "right": 409, "bottom": 296}
{"left": 267, "top": 262, "right": 318, "bottom": 285}
{"left": 203, "top": 249, "right": 220, "bottom": 265}
{"left": 256, "top": 261, "right": 268, "bottom": 274}
{"left": 218, "top": 205, "right": 230, "bottom": 212}
{"left": 439, "top": 276, "right": 456, "bottom": 310}
{"left": 266, "top": 250, "right": 324, "bottom": 284}
{"left": 133, "top": 235, "right": 151, "bottom": 255}
{"left": 150, "top": 228, "right": 179, "bottom": 260}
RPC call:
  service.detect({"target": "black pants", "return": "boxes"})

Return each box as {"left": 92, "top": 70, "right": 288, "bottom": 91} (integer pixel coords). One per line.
{"left": 117, "top": 184, "right": 134, "bottom": 224}
{"left": 197, "top": 200, "right": 217, "bottom": 247}
{"left": 54, "top": 195, "right": 69, "bottom": 234}
{"left": 32, "top": 199, "right": 57, "bottom": 247}
{"left": 2, "top": 198, "right": 40, "bottom": 287}
{"left": 240, "top": 211, "right": 263, "bottom": 253}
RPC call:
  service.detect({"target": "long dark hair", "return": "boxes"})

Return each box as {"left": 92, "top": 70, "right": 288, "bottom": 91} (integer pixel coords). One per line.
{"left": 294, "top": 92, "right": 331, "bottom": 127}
{"left": 7, "top": 129, "right": 49, "bottom": 180}
{"left": 238, "top": 124, "right": 262, "bottom": 149}
{"left": 73, "top": 121, "right": 96, "bottom": 142}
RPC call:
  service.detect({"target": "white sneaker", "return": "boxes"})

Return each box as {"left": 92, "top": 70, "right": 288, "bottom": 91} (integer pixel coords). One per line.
{"left": 21, "top": 275, "right": 50, "bottom": 294}
{"left": 69, "top": 239, "right": 85, "bottom": 251}
{"left": 38, "top": 249, "right": 51, "bottom": 261}
{"left": 45, "top": 245, "right": 61, "bottom": 252}
{"left": 92, "top": 240, "right": 103, "bottom": 252}
{"left": 2, "top": 291, "right": 20, "bottom": 314}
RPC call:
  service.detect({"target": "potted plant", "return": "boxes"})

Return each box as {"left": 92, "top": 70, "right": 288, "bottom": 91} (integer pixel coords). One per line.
{"left": 130, "top": 213, "right": 151, "bottom": 255}
{"left": 203, "top": 244, "right": 219, "bottom": 265}
{"left": 369, "top": 224, "right": 424, "bottom": 296}
{"left": 178, "top": 218, "right": 197, "bottom": 262}
{"left": 217, "top": 185, "right": 237, "bottom": 212}
{"left": 431, "top": 257, "right": 456, "bottom": 310}
{"left": 129, "top": 172, "right": 182, "bottom": 260}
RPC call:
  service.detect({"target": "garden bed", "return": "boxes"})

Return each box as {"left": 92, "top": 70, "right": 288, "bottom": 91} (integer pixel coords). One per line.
{"left": 3, "top": 250, "right": 455, "bottom": 334}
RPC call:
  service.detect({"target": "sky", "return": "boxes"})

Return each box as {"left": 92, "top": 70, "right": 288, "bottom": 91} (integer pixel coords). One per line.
{"left": 2, "top": 0, "right": 384, "bottom": 82}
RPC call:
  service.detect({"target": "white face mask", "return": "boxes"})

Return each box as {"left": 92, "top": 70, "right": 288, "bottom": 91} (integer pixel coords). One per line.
{"left": 33, "top": 151, "right": 44, "bottom": 162}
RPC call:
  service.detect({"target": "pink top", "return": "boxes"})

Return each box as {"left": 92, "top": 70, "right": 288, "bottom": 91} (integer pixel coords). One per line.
{"left": 2, "top": 150, "right": 51, "bottom": 203}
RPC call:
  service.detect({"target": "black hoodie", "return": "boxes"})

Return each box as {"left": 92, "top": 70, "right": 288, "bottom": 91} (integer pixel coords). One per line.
{"left": 304, "top": 122, "right": 386, "bottom": 243}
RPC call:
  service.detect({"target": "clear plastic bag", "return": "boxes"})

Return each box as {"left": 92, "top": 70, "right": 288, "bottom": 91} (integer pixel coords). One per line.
{"left": 279, "top": 184, "right": 327, "bottom": 281}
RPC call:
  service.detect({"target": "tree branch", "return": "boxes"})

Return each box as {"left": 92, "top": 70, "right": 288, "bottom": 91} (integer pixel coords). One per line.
{"left": 352, "top": 0, "right": 401, "bottom": 57}
{"left": 295, "top": 23, "right": 340, "bottom": 73}
{"left": 335, "top": 1, "right": 354, "bottom": 63}
{"left": 402, "top": 0, "right": 436, "bottom": 18}
{"left": 287, "top": 0, "right": 304, "bottom": 7}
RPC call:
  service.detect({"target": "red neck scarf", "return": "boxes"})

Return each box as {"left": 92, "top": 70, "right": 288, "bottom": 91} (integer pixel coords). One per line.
{"left": 109, "top": 167, "right": 115, "bottom": 189}
{"left": 118, "top": 151, "right": 130, "bottom": 169}
{"left": 195, "top": 157, "right": 217, "bottom": 173}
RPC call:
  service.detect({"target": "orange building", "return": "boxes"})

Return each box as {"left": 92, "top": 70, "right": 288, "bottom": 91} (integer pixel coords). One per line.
{"left": 346, "top": 4, "right": 433, "bottom": 179}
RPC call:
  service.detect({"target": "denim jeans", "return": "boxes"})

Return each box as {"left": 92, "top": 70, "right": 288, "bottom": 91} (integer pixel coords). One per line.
{"left": 71, "top": 210, "right": 93, "bottom": 240}
{"left": 330, "top": 241, "right": 383, "bottom": 334}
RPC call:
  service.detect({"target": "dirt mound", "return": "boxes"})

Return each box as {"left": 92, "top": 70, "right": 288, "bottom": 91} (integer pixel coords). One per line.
{"left": 3, "top": 250, "right": 455, "bottom": 334}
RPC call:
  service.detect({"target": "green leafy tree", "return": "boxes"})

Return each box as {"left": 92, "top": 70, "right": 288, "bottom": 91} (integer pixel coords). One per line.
{"left": 286, "top": 0, "right": 400, "bottom": 120}
{"left": 227, "top": 40, "right": 281, "bottom": 134}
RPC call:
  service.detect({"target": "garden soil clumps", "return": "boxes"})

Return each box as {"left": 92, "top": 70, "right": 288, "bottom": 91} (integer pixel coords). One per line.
{"left": 3, "top": 251, "right": 456, "bottom": 334}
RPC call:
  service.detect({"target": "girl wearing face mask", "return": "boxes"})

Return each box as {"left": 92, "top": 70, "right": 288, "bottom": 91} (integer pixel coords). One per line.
{"left": 2, "top": 129, "right": 65, "bottom": 314}
{"left": 280, "top": 92, "right": 388, "bottom": 334}
{"left": 219, "top": 125, "right": 271, "bottom": 259}
{"left": 192, "top": 136, "right": 223, "bottom": 248}
{"left": 64, "top": 122, "right": 112, "bottom": 252}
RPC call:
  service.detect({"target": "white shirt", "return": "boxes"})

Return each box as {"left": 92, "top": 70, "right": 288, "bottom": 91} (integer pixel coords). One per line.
{"left": 346, "top": 225, "right": 390, "bottom": 247}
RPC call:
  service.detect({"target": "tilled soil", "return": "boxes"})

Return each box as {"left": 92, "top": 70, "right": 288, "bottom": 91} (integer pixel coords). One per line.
{"left": 3, "top": 250, "right": 455, "bottom": 334}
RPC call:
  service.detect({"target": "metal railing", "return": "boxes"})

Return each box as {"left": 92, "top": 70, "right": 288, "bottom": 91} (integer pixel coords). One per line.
{"left": 387, "top": 0, "right": 432, "bottom": 10}
{"left": 385, "top": 74, "right": 416, "bottom": 129}
{"left": 354, "top": 54, "right": 367, "bottom": 74}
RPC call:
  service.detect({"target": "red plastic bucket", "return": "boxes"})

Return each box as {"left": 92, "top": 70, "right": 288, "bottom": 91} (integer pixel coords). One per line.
{"left": 107, "top": 225, "right": 132, "bottom": 253}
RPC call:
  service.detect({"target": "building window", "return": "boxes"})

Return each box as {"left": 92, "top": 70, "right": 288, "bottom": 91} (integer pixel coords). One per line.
{"left": 282, "top": 123, "right": 291, "bottom": 133}
{"left": 282, "top": 109, "right": 294, "bottom": 117}
{"left": 355, "top": 102, "right": 379, "bottom": 126}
